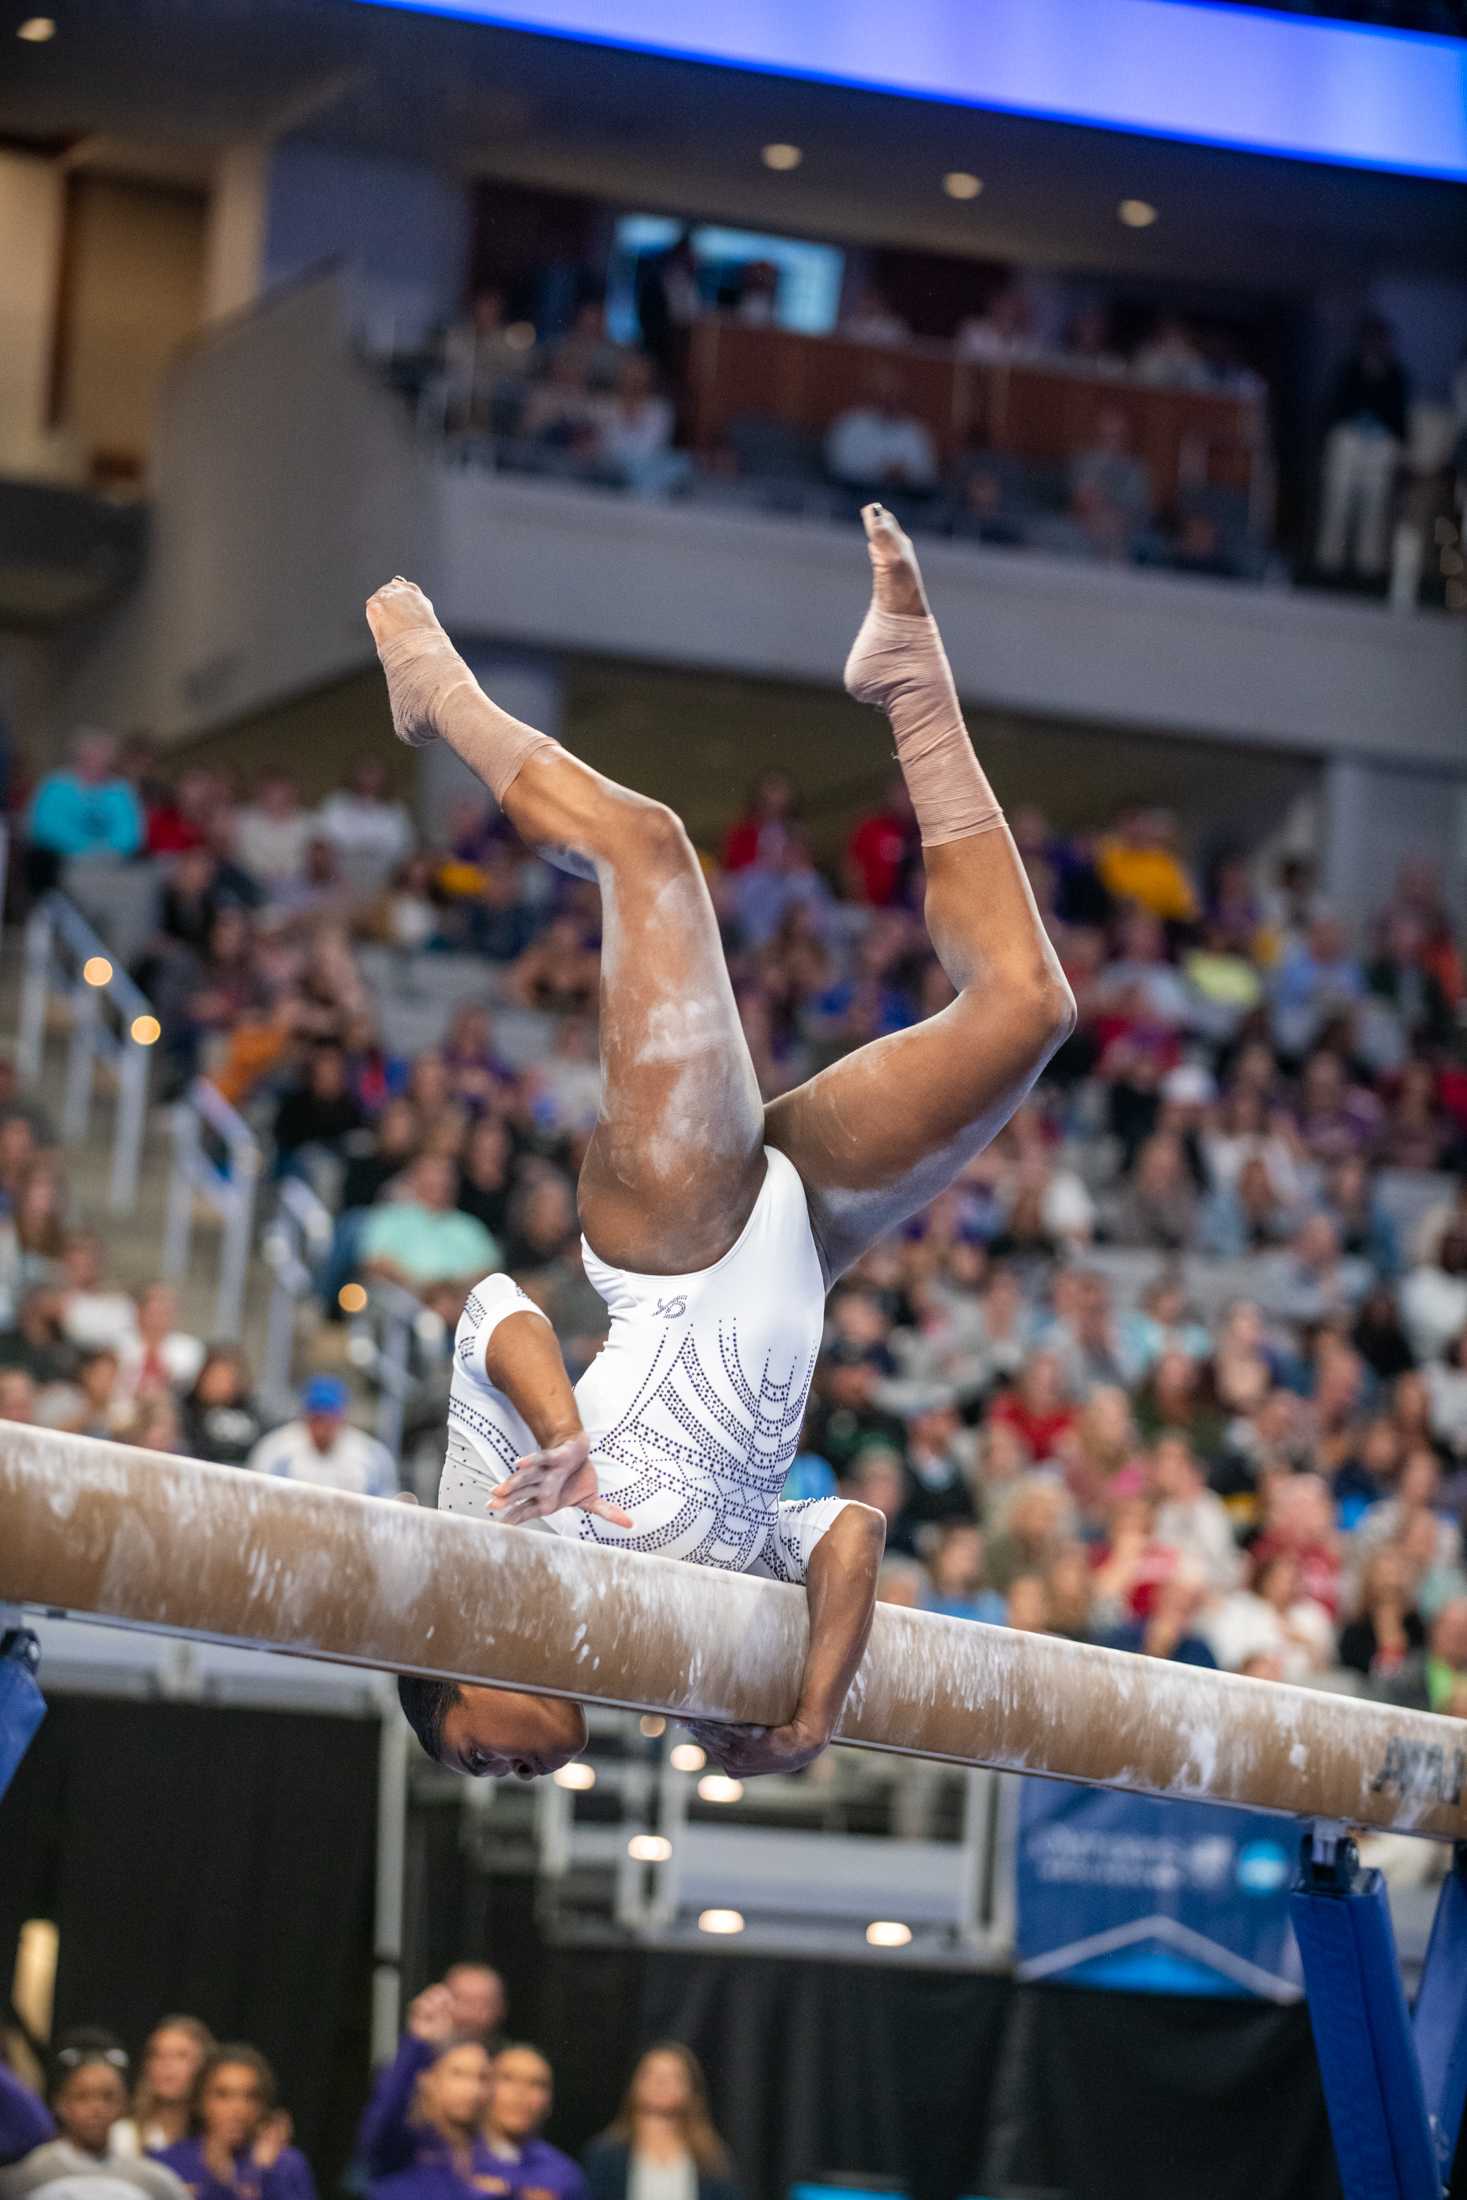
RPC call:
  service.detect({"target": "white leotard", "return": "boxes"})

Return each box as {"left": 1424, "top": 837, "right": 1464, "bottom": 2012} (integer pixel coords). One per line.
{"left": 438, "top": 1145, "right": 849, "bottom": 1584}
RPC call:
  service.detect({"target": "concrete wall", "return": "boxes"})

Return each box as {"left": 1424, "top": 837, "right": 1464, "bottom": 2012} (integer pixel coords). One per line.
{"left": 0, "top": 151, "right": 64, "bottom": 477}
{"left": 263, "top": 141, "right": 471, "bottom": 353}
{"left": 43, "top": 272, "right": 434, "bottom": 742}
{"left": 436, "top": 473, "right": 1467, "bottom": 770}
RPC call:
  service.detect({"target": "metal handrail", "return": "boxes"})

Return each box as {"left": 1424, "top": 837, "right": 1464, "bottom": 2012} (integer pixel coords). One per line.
{"left": 260, "top": 1175, "right": 335, "bottom": 1408}
{"left": 162, "top": 1077, "right": 262, "bottom": 1335}
{"left": 16, "top": 892, "right": 156, "bottom": 1210}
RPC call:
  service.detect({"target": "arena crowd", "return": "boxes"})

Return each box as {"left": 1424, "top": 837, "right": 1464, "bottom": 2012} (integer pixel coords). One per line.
{"left": 0, "top": 1966, "right": 743, "bottom": 2200}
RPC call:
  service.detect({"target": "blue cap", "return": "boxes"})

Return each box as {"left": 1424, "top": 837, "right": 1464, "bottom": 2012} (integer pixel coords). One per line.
{"left": 302, "top": 1374, "right": 349, "bottom": 1415}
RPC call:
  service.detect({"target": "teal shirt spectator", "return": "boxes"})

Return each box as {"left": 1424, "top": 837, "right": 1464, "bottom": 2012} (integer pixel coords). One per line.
{"left": 782, "top": 1450, "right": 837, "bottom": 1503}
{"left": 27, "top": 769, "right": 144, "bottom": 859}
{"left": 360, "top": 1200, "right": 500, "bottom": 1289}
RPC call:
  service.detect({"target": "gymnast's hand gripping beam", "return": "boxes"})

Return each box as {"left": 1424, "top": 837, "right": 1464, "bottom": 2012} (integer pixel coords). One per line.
{"left": 2, "top": 1425, "right": 1465, "bottom": 1840}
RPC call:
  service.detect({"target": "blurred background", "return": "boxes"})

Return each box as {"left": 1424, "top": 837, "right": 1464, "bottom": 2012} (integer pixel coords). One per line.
{"left": 0, "top": 2, "right": 1466, "bottom": 2196}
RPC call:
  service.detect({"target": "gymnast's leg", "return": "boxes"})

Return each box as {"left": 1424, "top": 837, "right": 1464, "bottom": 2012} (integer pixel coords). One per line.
{"left": 366, "top": 580, "right": 765, "bottom": 1277}
{"left": 764, "top": 507, "right": 1075, "bottom": 1279}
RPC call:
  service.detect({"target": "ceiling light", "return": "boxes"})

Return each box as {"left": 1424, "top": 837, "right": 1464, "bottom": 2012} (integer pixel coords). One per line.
{"left": 866, "top": 1920, "right": 913, "bottom": 1948}
{"left": 697, "top": 1774, "right": 744, "bottom": 1804}
{"left": 130, "top": 1015, "right": 161, "bottom": 1047}
{"left": 82, "top": 955, "right": 113, "bottom": 987}
{"left": 1118, "top": 198, "right": 1158, "bottom": 228}
{"left": 627, "top": 1833, "right": 672, "bottom": 1862}
{"left": 761, "top": 142, "right": 802, "bottom": 172}
{"left": 639, "top": 1715, "right": 666, "bottom": 1739}
{"left": 17, "top": 17, "right": 56, "bottom": 40}
{"left": 553, "top": 1761, "right": 596, "bottom": 1790}
{"left": 669, "top": 1742, "right": 706, "bottom": 1773}
{"left": 943, "top": 171, "right": 983, "bottom": 200}
{"left": 698, "top": 1908, "right": 745, "bottom": 1935}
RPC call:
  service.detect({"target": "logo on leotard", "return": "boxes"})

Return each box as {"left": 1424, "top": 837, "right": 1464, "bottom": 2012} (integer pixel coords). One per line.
{"left": 653, "top": 1295, "right": 687, "bottom": 1320}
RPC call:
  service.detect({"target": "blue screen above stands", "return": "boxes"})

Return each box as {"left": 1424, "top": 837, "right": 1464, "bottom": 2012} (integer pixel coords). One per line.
{"left": 358, "top": 0, "right": 1467, "bottom": 181}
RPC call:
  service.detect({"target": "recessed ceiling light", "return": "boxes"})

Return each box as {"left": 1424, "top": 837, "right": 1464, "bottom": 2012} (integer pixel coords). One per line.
{"left": 698, "top": 1908, "right": 745, "bottom": 1935}
{"left": 627, "top": 1834, "right": 672, "bottom": 1862}
{"left": 639, "top": 1714, "right": 666, "bottom": 1738}
{"left": 697, "top": 1774, "right": 744, "bottom": 1804}
{"left": 943, "top": 171, "right": 983, "bottom": 200}
{"left": 17, "top": 15, "right": 55, "bottom": 37}
{"left": 1118, "top": 198, "right": 1158, "bottom": 228}
{"left": 866, "top": 1920, "right": 913, "bottom": 1948}
{"left": 761, "top": 142, "right": 802, "bottom": 172}
{"left": 552, "top": 1761, "right": 596, "bottom": 1790}
{"left": 669, "top": 1742, "right": 706, "bottom": 1773}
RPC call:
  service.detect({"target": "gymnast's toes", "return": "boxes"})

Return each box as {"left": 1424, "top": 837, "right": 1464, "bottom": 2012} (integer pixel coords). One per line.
{"left": 365, "top": 576, "right": 442, "bottom": 649}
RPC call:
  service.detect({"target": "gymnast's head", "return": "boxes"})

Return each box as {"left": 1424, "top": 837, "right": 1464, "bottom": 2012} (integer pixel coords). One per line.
{"left": 397, "top": 1674, "right": 588, "bottom": 1779}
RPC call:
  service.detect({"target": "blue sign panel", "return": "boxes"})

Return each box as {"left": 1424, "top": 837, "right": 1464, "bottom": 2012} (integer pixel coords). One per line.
{"left": 1015, "top": 1779, "right": 1301, "bottom": 2001}
{"left": 359, "top": 0, "right": 1467, "bottom": 181}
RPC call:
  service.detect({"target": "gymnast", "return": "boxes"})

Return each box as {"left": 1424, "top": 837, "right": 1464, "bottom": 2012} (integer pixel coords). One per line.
{"left": 371, "top": 507, "right": 1074, "bottom": 1781}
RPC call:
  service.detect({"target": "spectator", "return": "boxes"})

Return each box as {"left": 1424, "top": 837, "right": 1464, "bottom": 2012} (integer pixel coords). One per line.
{"left": 442, "top": 288, "right": 535, "bottom": 431}
{"left": 583, "top": 2045, "right": 739, "bottom": 2200}
{"left": 839, "top": 286, "right": 910, "bottom": 346}
{"left": 1150, "top": 1432, "right": 1242, "bottom": 1594}
{"left": 1378, "top": 1596, "right": 1467, "bottom": 1716}
{"left": 272, "top": 1045, "right": 366, "bottom": 1171}
{"left": 1134, "top": 316, "right": 1209, "bottom": 389}
{"left": 597, "top": 356, "right": 688, "bottom": 500}
{"left": 844, "top": 778, "right": 919, "bottom": 911}
{"left": 824, "top": 368, "right": 939, "bottom": 497}
{"left": 234, "top": 777, "right": 315, "bottom": 894}
{"left": 181, "top": 1348, "right": 266, "bottom": 1468}
{"left": 955, "top": 285, "right": 1036, "bottom": 362}
{"left": 721, "top": 772, "right": 801, "bottom": 875}
{"left": 1401, "top": 1227, "right": 1467, "bottom": 1365}
{"left": 990, "top": 1352, "right": 1075, "bottom": 1463}
{"left": 155, "top": 2046, "right": 314, "bottom": 2200}
{"left": 1316, "top": 314, "right": 1409, "bottom": 582}
{"left": 843, "top": 1443, "right": 917, "bottom": 1558}
{"left": 924, "top": 1523, "right": 1005, "bottom": 1623}
{"left": 985, "top": 1476, "right": 1072, "bottom": 1594}
{"left": 1201, "top": 1550, "right": 1335, "bottom": 1679}
{"left": 635, "top": 228, "right": 701, "bottom": 387}
{"left": 317, "top": 765, "right": 415, "bottom": 898}
{"left": 0, "top": 2033, "right": 185, "bottom": 2200}
{"left": 441, "top": 1964, "right": 506, "bottom": 2049}
{"left": 1095, "top": 811, "right": 1198, "bottom": 926}
{"left": 359, "top": 1989, "right": 500, "bottom": 2200}
{"left": 116, "top": 1285, "right": 204, "bottom": 1407}
{"left": 1250, "top": 1474, "right": 1343, "bottom": 1617}
{"left": 1106, "top": 1568, "right": 1218, "bottom": 1666}
{"left": 1064, "top": 411, "right": 1152, "bottom": 556}
{"left": 0, "top": 2064, "right": 52, "bottom": 2171}
{"left": 0, "top": 1287, "right": 76, "bottom": 1387}
{"left": 547, "top": 294, "right": 624, "bottom": 393}
{"left": 24, "top": 731, "right": 144, "bottom": 895}
{"left": 359, "top": 1157, "right": 500, "bottom": 1297}
{"left": 1337, "top": 1546, "right": 1426, "bottom": 1683}
{"left": 114, "top": 2021, "right": 215, "bottom": 2159}
{"left": 1106, "top": 1132, "right": 1197, "bottom": 1251}
{"left": 483, "top": 2048, "right": 587, "bottom": 2200}
{"left": 246, "top": 1375, "right": 397, "bottom": 1497}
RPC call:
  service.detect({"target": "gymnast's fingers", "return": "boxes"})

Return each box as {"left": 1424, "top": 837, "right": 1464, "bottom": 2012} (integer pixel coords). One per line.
{"left": 582, "top": 1496, "right": 635, "bottom": 1528}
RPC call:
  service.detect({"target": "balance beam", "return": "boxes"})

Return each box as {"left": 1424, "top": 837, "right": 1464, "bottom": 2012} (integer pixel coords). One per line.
{"left": 3, "top": 1426, "right": 1464, "bottom": 1838}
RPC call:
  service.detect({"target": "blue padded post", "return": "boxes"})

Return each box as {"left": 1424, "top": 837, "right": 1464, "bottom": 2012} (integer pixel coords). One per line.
{"left": 1291, "top": 1833, "right": 1442, "bottom": 2200}
{"left": 1413, "top": 1846, "right": 1467, "bottom": 2187}
{"left": 0, "top": 1627, "right": 45, "bottom": 1805}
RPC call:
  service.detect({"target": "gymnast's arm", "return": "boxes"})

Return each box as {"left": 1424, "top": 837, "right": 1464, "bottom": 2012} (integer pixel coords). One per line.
{"left": 691, "top": 1503, "right": 886, "bottom": 1779}
{"left": 480, "top": 1310, "right": 633, "bottom": 1530}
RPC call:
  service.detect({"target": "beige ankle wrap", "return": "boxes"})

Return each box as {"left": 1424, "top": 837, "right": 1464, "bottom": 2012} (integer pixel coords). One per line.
{"left": 844, "top": 607, "right": 1004, "bottom": 848}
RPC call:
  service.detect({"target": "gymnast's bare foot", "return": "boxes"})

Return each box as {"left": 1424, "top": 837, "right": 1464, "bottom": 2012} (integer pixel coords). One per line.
{"left": 366, "top": 576, "right": 469, "bottom": 747}
{"left": 859, "top": 502, "right": 930, "bottom": 619}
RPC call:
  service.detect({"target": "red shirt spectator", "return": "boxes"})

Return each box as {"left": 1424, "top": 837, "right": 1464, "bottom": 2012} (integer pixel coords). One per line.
{"left": 722, "top": 769, "right": 800, "bottom": 873}
{"left": 846, "top": 778, "right": 919, "bottom": 908}
{"left": 991, "top": 1350, "right": 1076, "bottom": 1462}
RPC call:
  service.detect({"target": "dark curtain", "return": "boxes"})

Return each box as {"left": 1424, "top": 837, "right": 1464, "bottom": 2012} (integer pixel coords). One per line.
{"left": 633, "top": 1952, "right": 1342, "bottom": 2200}
{"left": 0, "top": 1698, "right": 378, "bottom": 2186}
